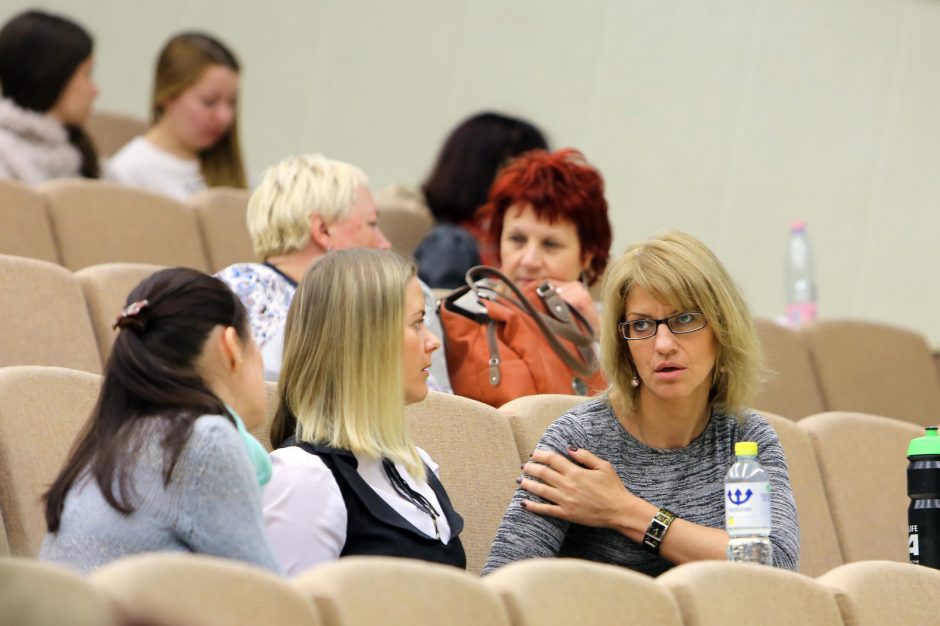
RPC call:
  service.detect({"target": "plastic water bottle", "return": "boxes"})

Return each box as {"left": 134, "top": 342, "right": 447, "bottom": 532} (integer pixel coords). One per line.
{"left": 725, "top": 441, "right": 773, "bottom": 565}
{"left": 785, "top": 220, "right": 817, "bottom": 326}
{"left": 908, "top": 426, "right": 940, "bottom": 569}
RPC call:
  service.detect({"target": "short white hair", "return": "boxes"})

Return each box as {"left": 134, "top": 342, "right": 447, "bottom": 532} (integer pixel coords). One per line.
{"left": 246, "top": 153, "right": 369, "bottom": 258}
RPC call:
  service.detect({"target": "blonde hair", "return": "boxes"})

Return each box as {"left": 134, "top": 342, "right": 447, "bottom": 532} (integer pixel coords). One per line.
{"left": 600, "top": 231, "right": 762, "bottom": 418}
{"left": 271, "top": 248, "right": 425, "bottom": 479}
{"left": 151, "top": 32, "right": 246, "bottom": 189}
{"left": 246, "top": 154, "right": 369, "bottom": 259}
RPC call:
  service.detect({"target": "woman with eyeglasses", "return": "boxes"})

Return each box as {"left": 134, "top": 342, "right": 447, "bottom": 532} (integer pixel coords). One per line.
{"left": 483, "top": 231, "right": 799, "bottom": 576}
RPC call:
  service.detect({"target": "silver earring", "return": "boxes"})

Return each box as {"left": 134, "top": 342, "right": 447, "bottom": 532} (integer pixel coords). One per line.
{"left": 631, "top": 375, "right": 639, "bottom": 388}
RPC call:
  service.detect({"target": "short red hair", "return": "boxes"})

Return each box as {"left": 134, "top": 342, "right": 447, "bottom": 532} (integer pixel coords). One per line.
{"left": 477, "top": 148, "right": 611, "bottom": 285}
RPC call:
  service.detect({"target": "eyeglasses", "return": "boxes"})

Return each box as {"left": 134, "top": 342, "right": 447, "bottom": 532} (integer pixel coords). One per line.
{"left": 618, "top": 312, "right": 707, "bottom": 340}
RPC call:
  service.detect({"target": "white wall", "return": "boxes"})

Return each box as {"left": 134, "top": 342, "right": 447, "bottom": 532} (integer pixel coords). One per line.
{"left": 5, "top": 0, "right": 940, "bottom": 345}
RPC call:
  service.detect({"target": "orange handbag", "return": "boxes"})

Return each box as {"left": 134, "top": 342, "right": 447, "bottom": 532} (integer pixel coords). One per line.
{"left": 439, "top": 266, "right": 606, "bottom": 407}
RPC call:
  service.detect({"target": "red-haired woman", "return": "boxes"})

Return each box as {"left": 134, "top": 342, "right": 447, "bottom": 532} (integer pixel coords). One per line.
{"left": 477, "top": 148, "right": 612, "bottom": 330}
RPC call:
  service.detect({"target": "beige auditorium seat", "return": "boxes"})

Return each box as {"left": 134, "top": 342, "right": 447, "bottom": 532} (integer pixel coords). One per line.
{"left": 499, "top": 394, "right": 589, "bottom": 464}
{"left": 754, "top": 318, "right": 826, "bottom": 420}
{"left": 376, "top": 204, "right": 434, "bottom": 257}
{"left": 76, "top": 263, "right": 164, "bottom": 366}
{"left": 0, "top": 557, "right": 116, "bottom": 626}
{"left": 0, "top": 510, "right": 9, "bottom": 556}
{"left": 41, "top": 179, "right": 210, "bottom": 271}
{"left": 818, "top": 560, "right": 940, "bottom": 626}
{"left": 762, "top": 412, "right": 843, "bottom": 576}
{"left": 801, "top": 411, "right": 920, "bottom": 563}
{"left": 0, "top": 254, "right": 102, "bottom": 373}
{"left": 659, "top": 561, "right": 843, "bottom": 626}
{"left": 294, "top": 556, "right": 509, "bottom": 626}
{"left": 190, "top": 187, "right": 255, "bottom": 272}
{"left": 406, "top": 391, "right": 520, "bottom": 574}
{"left": 485, "top": 558, "right": 683, "bottom": 626}
{"left": 85, "top": 110, "right": 147, "bottom": 157}
{"left": 802, "top": 319, "right": 940, "bottom": 426}
{"left": 0, "top": 179, "right": 59, "bottom": 263}
{"left": 0, "top": 366, "right": 101, "bottom": 556}
{"left": 92, "top": 553, "right": 320, "bottom": 626}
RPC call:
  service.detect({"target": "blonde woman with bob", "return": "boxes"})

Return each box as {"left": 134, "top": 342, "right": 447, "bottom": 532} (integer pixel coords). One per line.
{"left": 216, "top": 153, "right": 392, "bottom": 380}
{"left": 108, "top": 32, "right": 245, "bottom": 200}
{"left": 484, "top": 231, "right": 799, "bottom": 576}
{"left": 262, "top": 248, "right": 465, "bottom": 575}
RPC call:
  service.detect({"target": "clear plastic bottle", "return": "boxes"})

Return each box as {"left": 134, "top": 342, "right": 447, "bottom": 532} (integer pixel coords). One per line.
{"left": 785, "top": 220, "right": 817, "bottom": 326}
{"left": 725, "top": 441, "right": 773, "bottom": 565}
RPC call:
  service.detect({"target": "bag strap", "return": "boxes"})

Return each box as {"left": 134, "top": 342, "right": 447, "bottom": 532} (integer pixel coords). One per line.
{"left": 464, "top": 266, "right": 600, "bottom": 377}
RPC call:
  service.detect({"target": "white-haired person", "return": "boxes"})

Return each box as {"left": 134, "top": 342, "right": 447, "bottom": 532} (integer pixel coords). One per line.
{"left": 483, "top": 231, "right": 799, "bottom": 576}
{"left": 216, "top": 154, "right": 450, "bottom": 391}
{"left": 262, "top": 249, "right": 465, "bottom": 575}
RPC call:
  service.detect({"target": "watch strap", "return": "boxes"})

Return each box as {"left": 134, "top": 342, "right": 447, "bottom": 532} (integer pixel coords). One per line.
{"left": 642, "top": 507, "right": 676, "bottom": 554}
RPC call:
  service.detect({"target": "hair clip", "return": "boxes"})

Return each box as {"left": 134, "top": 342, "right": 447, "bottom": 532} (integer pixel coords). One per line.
{"left": 112, "top": 299, "right": 150, "bottom": 330}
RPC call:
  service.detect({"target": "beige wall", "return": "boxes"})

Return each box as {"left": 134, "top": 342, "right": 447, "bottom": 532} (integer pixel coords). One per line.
{"left": 5, "top": 0, "right": 940, "bottom": 345}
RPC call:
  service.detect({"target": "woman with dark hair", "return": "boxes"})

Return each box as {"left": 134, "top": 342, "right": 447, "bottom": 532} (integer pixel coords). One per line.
{"left": 108, "top": 32, "right": 245, "bottom": 200}
{"left": 41, "top": 268, "right": 280, "bottom": 574}
{"left": 0, "top": 10, "right": 100, "bottom": 182}
{"left": 412, "top": 111, "right": 548, "bottom": 288}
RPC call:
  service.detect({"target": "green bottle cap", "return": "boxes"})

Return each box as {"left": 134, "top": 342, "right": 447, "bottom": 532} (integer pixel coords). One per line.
{"left": 907, "top": 426, "right": 940, "bottom": 457}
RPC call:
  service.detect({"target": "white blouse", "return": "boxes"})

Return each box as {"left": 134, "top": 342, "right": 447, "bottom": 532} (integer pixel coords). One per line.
{"left": 262, "top": 446, "right": 453, "bottom": 576}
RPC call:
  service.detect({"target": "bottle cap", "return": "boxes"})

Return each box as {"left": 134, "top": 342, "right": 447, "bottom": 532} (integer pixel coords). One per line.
{"left": 790, "top": 219, "right": 807, "bottom": 232}
{"left": 735, "top": 441, "right": 758, "bottom": 457}
{"left": 907, "top": 426, "right": 940, "bottom": 457}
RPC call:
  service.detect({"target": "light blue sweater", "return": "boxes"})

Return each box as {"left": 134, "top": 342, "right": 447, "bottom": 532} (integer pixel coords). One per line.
{"left": 40, "top": 414, "right": 280, "bottom": 574}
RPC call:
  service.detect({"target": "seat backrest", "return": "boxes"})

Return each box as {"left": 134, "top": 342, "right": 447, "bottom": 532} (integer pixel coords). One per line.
{"left": 0, "top": 557, "right": 116, "bottom": 625}
{"left": 0, "top": 254, "right": 101, "bottom": 373}
{"left": 0, "top": 509, "right": 9, "bottom": 556}
{"left": 754, "top": 318, "right": 826, "bottom": 419}
{"left": 801, "top": 319, "right": 940, "bottom": 426}
{"left": 376, "top": 204, "right": 434, "bottom": 257}
{"left": 498, "top": 394, "right": 590, "bottom": 464}
{"left": 85, "top": 110, "right": 147, "bottom": 157}
{"left": 818, "top": 560, "right": 940, "bottom": 626}
{"left": 91, "top": 553, "right": 320, "bottom": 626}
{"left": 0, "top": 179, "right": 59, "bottom": 263}
{"left": 0, "top": 366, "right": 101, "bottom": 555}
{"left": 189, "top": 187, "right": 255, "bottom": 272}
{"left": 293, "top": 556, "right": 509, "bottom": 626}
{"left": 800, "top": 411, "right": 920, "bottom": 563}
{"left": 658, "top": 561, "right": 843, "bottom": 626}
{"left": 406, "top": 391, "right": 519, "bottom": 574}
{"left": 762, "top": 412, "right": 843, "bottom": 576}
{"left": 484, "top": 558, "right": 683, "bottom": 626}
{"left": 41, "top": 179, "right": 209, "bottom": 271}
{"left": 75, "top": 263, "right": 164, "bottom": 366}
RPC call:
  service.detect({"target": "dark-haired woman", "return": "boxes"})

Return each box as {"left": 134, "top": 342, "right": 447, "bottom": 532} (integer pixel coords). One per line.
{"left": 41, "top": 268, "right": 280, "bottom": 574}
{"left": 0, "top": 10, "right": 100, "bottom": 183}
{"left": 412, "top": 112, "right": 548, "bottom": 289}
{"left": 108, "top": 32, "right": 245, "bottom": 200}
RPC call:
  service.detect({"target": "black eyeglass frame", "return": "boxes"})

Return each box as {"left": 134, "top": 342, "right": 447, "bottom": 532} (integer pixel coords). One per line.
{"left": 618, "top": 312, "right": 707, "bottom": 341}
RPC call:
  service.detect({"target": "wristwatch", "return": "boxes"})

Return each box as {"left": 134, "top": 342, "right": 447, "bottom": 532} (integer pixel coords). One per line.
{"left": 642, "top": 507, "right": 677, "bottom": 554}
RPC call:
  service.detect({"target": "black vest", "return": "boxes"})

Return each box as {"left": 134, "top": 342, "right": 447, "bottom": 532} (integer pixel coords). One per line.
{"left": 287, "top": 440, "right": 466, "bottom": 569}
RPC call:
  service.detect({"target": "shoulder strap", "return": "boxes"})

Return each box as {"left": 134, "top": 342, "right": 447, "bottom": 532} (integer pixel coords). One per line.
{"left": 464, "top": 266, "right": 599, "bottom": 377}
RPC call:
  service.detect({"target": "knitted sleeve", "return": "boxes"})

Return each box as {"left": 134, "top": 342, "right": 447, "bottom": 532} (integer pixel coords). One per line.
{"left": 482, "top": 413, "right": 589, "bottom": 575}
{"left": 173, "top": 415, "right": 282, "bottom": 573}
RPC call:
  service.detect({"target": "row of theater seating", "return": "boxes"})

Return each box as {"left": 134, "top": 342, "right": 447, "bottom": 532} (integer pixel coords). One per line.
{"left": 2, "top": 250, "right": 939, "bottom": 428}
{"left": 0, "top": 365, "right": 923, "bottom": 577}
{"left": 0, "top": 178, "right": 433, "bottom": 274}
{"left": 4, "top": 552, "right": 938, "bottom": 626}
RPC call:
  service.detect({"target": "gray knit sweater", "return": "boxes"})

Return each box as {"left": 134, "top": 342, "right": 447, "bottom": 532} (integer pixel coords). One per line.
{"left": 40, "top": 414, "right": 280, "bottom": 574}
{"left": 483, "top": 398, "right": 800, "bottom": 576}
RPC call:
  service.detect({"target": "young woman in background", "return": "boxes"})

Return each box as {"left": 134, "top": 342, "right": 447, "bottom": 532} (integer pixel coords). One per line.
{"left": 108, "top": 32, "right": 245, "bottom": 200}
{"left": 0, "top": 10, "right": 99, "bottom": 183}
